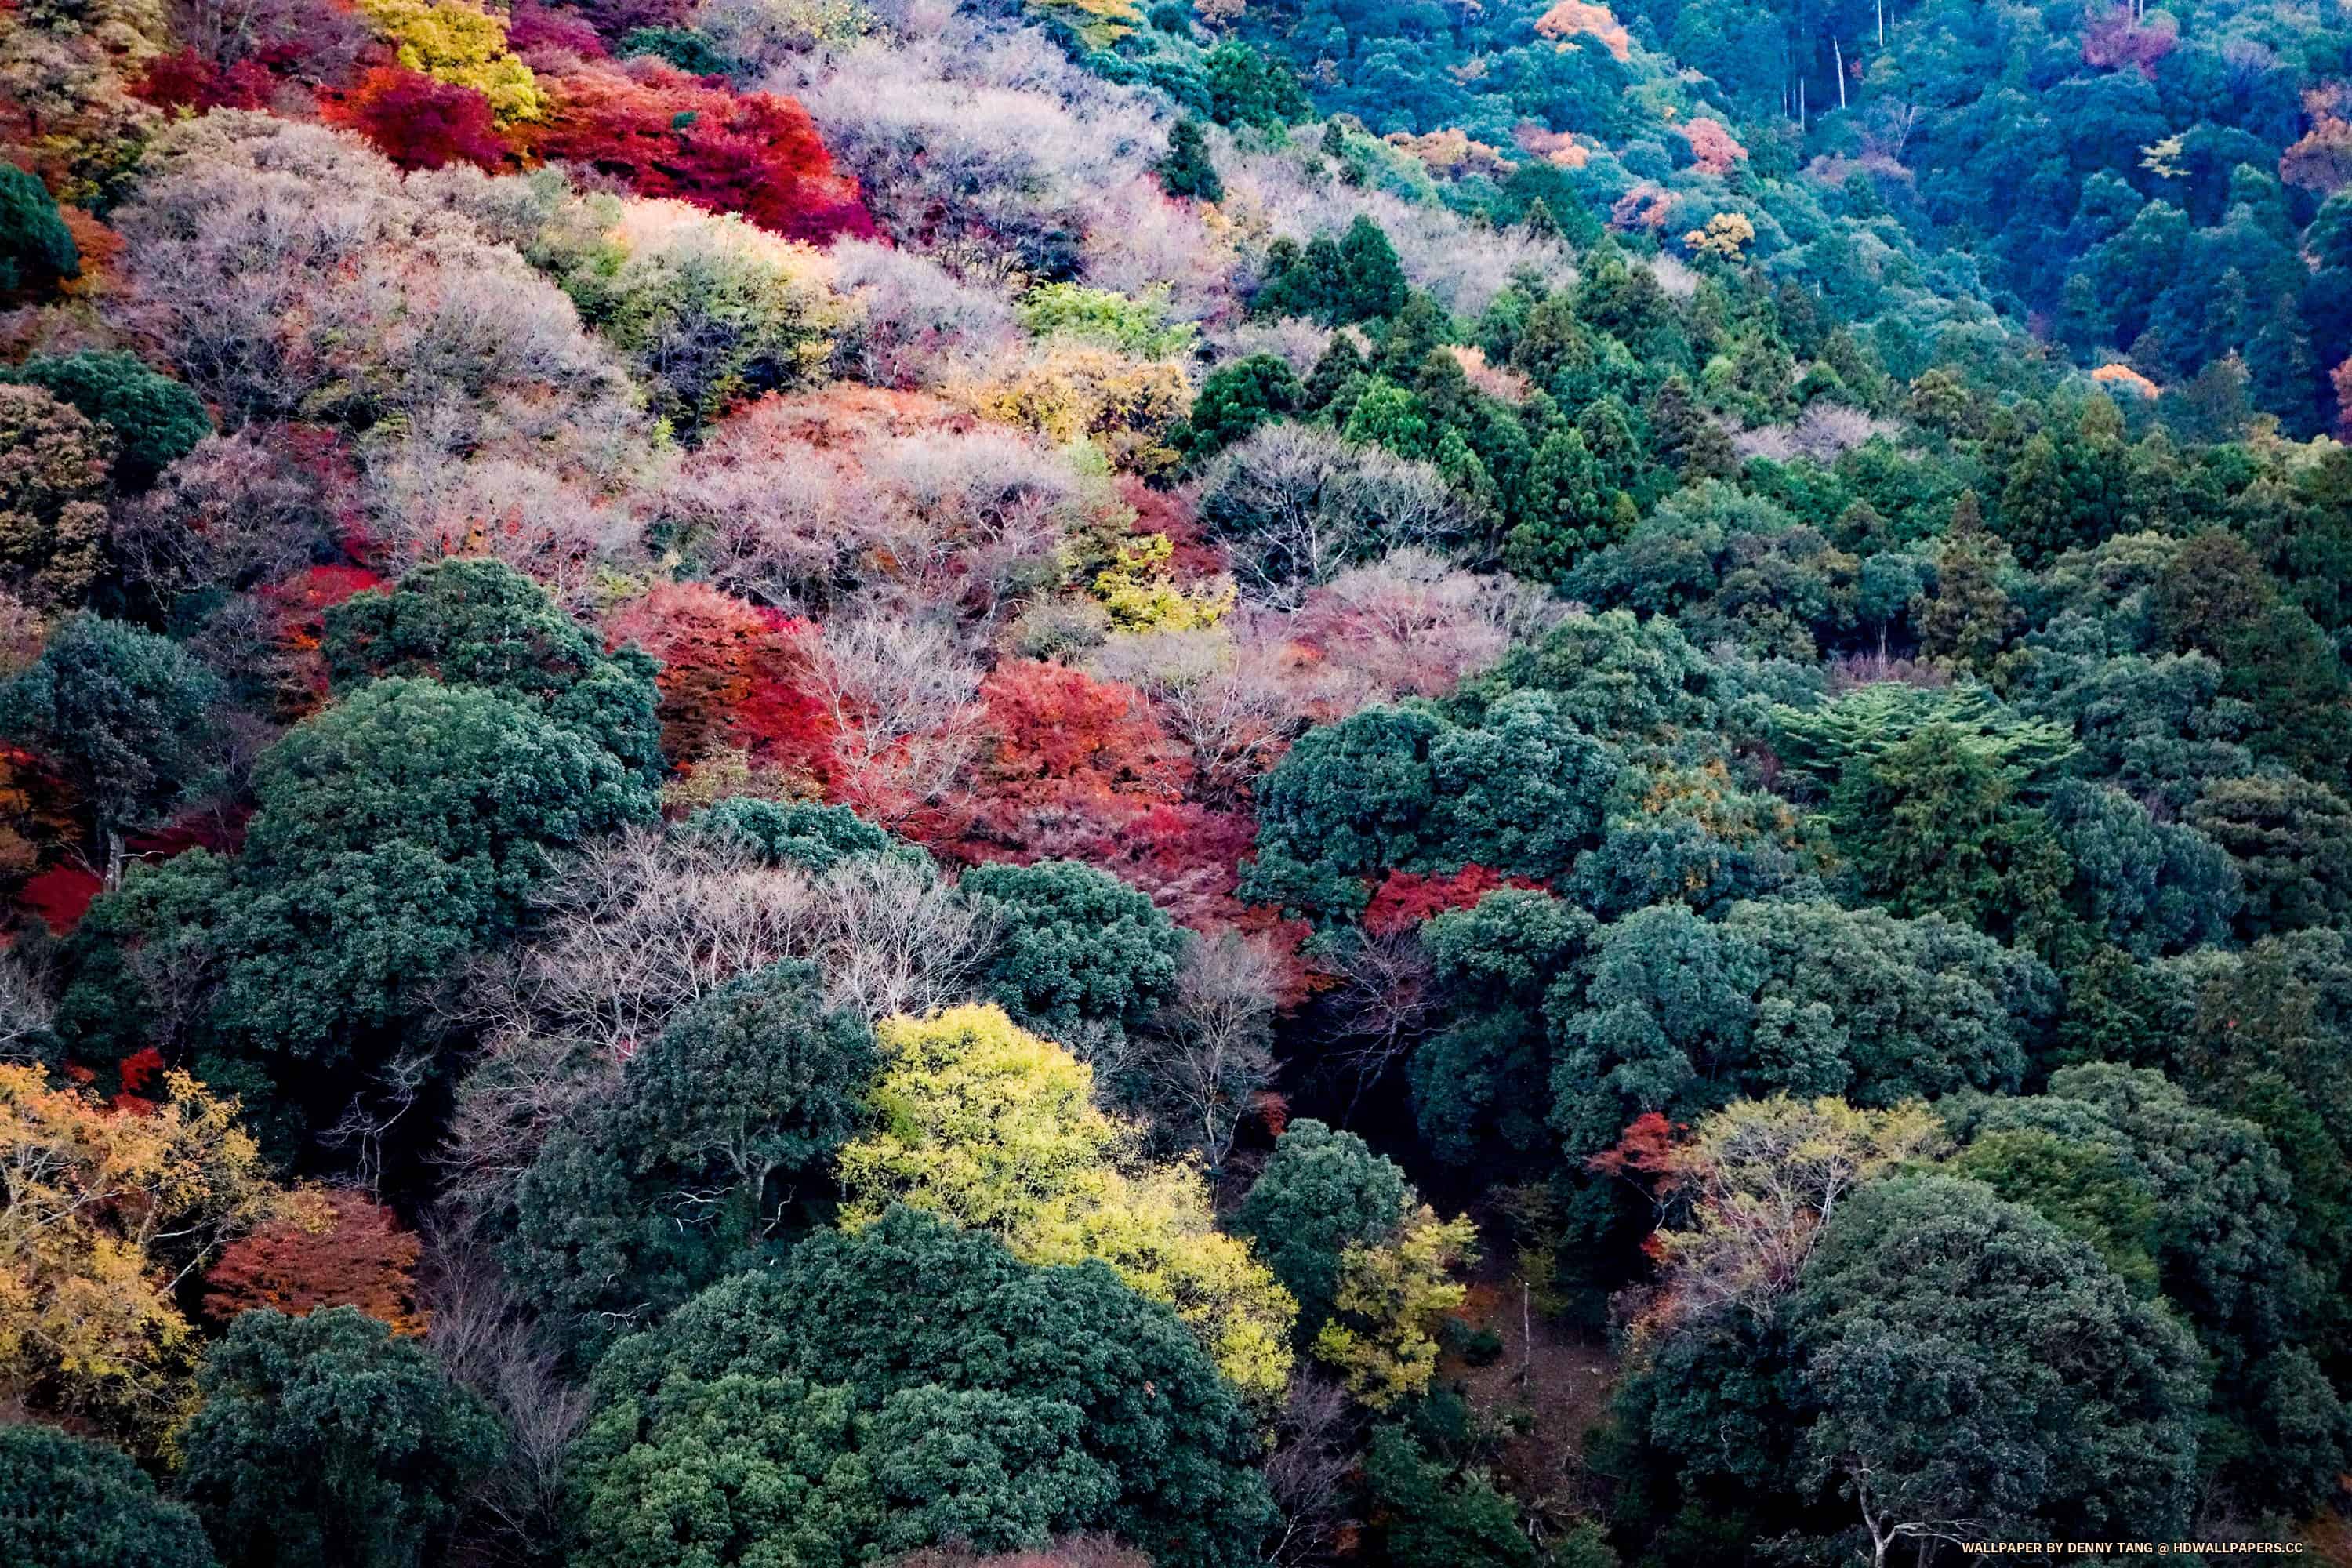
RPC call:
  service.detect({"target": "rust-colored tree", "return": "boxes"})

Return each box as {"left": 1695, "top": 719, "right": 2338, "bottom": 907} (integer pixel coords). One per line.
{"left": 201, "top": 1188, "right": 424, "bottom": 1334}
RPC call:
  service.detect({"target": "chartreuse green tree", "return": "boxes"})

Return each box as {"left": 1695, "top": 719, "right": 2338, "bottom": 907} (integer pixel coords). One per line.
{"left": 506, "top": 960, "right": 877, "bottom": 1358}
{"left": 177, "top": 1307, "right": 503, "bottom": 1568}
{"left": 570, "top": 1209, "right": 1276, "bottom": 1568}
{"left": 2, "top": 351, "right": 212, "bottom": 489}
{"left": 837, "top": 1004, "right": 1294, "bottom": 1399}
{"left": 0, "top": 1426, "right": 215, "bottom": 1568}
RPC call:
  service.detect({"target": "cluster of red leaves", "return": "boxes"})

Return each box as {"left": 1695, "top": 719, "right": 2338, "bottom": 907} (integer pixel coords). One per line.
{"left": 203, "top": 1189, "right": 426, "bottom": 1334}
{"left": 931, "top": 661, "right": 1265, "bottom": 931}
{"left": 262, "top": 564, "right": 389, "bottom": 713}
{"left": 133, "top": 49, "right": 281, "bottom": 113}
{"left": 1588, "top": 1110, "right": 1696, "bottom": 1264}
{"left": 1359, "top": 864, "right": 1541, "bottom": 937}
{"left": 17, "top": 865, "right": 100, "bottom": 937}
{"left": 520, "top": 58, "right": 874, "bottom": 242}
{"left": 2081, "top": 3, "right": 2179, "bottom": 80}
{"left": 326, "top": 67, "right": 506, "bottom": 172}
{"left": 606, "top": 582, "right": 834, "bottom": 783}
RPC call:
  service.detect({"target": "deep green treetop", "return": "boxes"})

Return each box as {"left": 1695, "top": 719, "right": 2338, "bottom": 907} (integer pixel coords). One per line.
{"left": 0, "top": 1425, "right": 216, "bottom": 1568}
{"left": 574, "top": 1209, "right": 1275, "bottom": 1568}
{"left": 1795, "top": 1175, "right": 2206, "bottom": 1550}
{"left": 676, "top": 796, "right": 924, "bottom": 874}
{"left": 323, "top": 559, "right": 663, "bottom": 782}
{"left": 0, "top": 612, "right": 221, "bottom": 851}
{"left": 1233, "top": 1118, "right": 1412, "bottom": 1331}
{"left": 177, "top": 1308, "right": 503, "bottom": 1568}
{"left": 0, "top": 164, "right": 78, "bottom": 296}
{"left": 1160, "top": 115, "right": 1224, "bottom": 201}
{"left": 960, "top": 858, "right": 1185, "bottom": 1045}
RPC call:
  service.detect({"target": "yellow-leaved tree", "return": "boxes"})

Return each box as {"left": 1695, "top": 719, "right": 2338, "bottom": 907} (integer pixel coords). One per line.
{"left": 839, "top": 1004, "right": 1296, "bottom": 1399}
{"left": 0, "top": 1065, "right": 287, "bottom": 1443}
{"left": 354, "top": 0, "right": 543, "bottom": 122}
{"left": 1310, "top": 1204, "right": 1480, "bottom": 1408}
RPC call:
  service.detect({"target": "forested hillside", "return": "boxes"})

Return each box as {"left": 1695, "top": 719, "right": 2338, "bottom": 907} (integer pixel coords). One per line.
{"left": 2, "top": 0, "right": 2350, "bottom": 1562}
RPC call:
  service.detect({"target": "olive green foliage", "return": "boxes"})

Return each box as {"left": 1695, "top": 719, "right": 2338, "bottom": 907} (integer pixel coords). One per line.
{"left": 571, "top": 1209, "right": 1275, "bottom": 1568}
{"left": 0, "top": 383, "right": 111, "bottom": 609}
{"left": 2, "top": 351, "right": 212, "bottom": 489}
{"left": 0, "top": 1425, "right": 216, "bottom": 1568}
{"left": 179, "top": 1308, "right": 503, "bottom": 1568}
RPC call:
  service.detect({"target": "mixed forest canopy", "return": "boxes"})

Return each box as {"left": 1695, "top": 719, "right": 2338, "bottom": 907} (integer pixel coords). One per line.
{"left": 2, "top": 0, "right": 2352, "bottom": 1562}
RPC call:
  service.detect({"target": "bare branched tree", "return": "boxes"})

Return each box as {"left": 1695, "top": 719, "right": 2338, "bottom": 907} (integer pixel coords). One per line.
{"left": 420, "top": 1228, "right": 591, "bottom": 1568}
{"left": 1315, "top": 925, "right": 1437, "bottom": 1123}
{"left": 1137, "top": 930, "right": 1283, "bottom": 1171}
{"left": 1261, "top": 1373, "right": 1358, "bottom": 1567}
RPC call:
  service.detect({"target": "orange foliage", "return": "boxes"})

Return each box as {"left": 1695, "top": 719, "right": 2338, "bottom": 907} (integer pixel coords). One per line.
{"left": 202, "top": 1188, "right": 424, "bottom": 1334}
{"left": 1512, "top": 122, "right": 1592, "bottom": 169}
{"left": 2282, "top": 85, "right": 2352, "bottom": 194}
{"left": 1382, "top": 128, "right": 1515, "bottom": 179}
{"left": 2090, "top": 362, "right": 2161, "bottom": 400}
{"left": 1610, "top": 182, "right": 1675, "bottom": 230}
{"left": 605, "top": 582, "right": 833, "bottom": 782}
{"left": 518, "top": 57, "right": 873, "bottom": 242}
{"left": 1533, "top": 0, "right": 1630, "bottom": 59}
